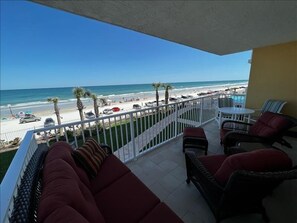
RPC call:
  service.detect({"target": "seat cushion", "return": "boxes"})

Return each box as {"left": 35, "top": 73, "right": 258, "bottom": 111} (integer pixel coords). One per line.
{"left": 198, "top": 154, "right": 227, "bottom": 175}
{"left": 183, "top": 127, "right": 206, "bottom": 138}
{"left": 249, "top": 112, "right": 291, "bottom": 137}
{"left": 94, "top": 172, "right": 160, "bottom": 223}
{"left": 72, "top": 138, "right": 108, "bottom": 178}
{"left": 214, "top": 149, "right": 293, "bottom": 185}
{"left": 139, "top": 203, "right": 183, "bottom": 223}
{"left": 90, "top": 154, "right": 131, "bottom": 194}
{"left": 38, "top": 159, "right": 105, "bottom": 223}
{"left": 45, "top": 141, "right": 91, "bottom": 188}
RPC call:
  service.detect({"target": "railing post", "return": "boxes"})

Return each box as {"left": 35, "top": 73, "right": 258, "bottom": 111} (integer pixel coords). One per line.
{"left": 129, "top": 113, "right": 137, "bottom": 160}
{"left": 199, "top": 98, "right": 203, "bottom": 125}
{"left": 174, "top": 103, "right": 178, "bottom": 137}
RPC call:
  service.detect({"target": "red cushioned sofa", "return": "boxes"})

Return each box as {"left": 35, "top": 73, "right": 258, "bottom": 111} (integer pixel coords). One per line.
{"left": 37, "top": 141, "right": 183, "bottom": 223}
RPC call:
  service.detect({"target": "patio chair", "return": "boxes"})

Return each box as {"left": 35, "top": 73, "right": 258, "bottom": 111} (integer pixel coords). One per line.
{"left": 185, "top": 148, "right": 297, "bottom": 223}
{"left": 215, "top": 97, "right": 234, "bottom": 124}
{"left": 221, "top": 111, "right": 297, "bottom": 151}
{"left": 250, "top": 99, "right": 287, "bottom": 122}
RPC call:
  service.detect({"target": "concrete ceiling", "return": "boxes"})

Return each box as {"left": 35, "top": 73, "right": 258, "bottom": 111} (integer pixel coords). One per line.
{"left": 31, "top": 1, "right": 297, "bottom": 55}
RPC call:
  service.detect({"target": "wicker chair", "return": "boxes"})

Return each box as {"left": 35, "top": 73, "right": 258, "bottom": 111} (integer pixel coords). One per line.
{"left": 221, "top": 111, "right": 297, "bottom": 152}
{"left": 185, "top": 148, "right": 297, "bottom": 223}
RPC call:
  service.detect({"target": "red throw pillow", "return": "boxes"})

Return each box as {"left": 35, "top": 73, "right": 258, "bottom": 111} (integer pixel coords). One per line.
{"left": 214, "top": 149, "right": 292, "bottom": 185}
{"left": 72, "top": 138, "right": 108, "bottom": 178}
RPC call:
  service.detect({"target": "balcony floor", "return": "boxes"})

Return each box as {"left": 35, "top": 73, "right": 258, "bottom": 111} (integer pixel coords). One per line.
{"left": 127, "top": 120, "right": 297, "bottom": 223}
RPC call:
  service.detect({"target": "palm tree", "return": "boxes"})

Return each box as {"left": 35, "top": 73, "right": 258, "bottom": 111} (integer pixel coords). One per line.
{"left": 85, "top": 90, "right": 100, "bottom": 118}
{"left": 73, "top": 87, "right": 86, "bottom": 124}
{"left": 162, "top": 83, "right": 173, "bottom": 105}
{"left": 47, "top": 97, "right": 63, "bottom": 134}
{"left": 152, "top": 82, "right": 162, "bottom": 107}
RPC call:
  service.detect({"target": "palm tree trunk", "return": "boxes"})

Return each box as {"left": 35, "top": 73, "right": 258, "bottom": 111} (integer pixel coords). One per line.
{"left": 54, "top": 102, "right": 63, "bottom": 135}
{"left": 165, "top": 90, "right": 169, "bottom": 105}
{"left": 156, "top": 89, "right": 159, "bottom": 107}
{"left": 94, "top": 99, "right": 99, "bottom": 118}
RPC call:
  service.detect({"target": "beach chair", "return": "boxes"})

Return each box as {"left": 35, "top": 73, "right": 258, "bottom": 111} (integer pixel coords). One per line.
{"left": 250, "top": 99, "right": 287, "bottom": 122}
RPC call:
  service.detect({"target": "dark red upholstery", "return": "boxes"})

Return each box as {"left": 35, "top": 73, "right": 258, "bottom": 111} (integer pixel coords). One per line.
{"left": 214, "top": 149, "right": 293, "bottom": 185}
{"left": 183, "top": 127, "right": 208, "bottom": 154}
{"left": 38, "top": 160, "right": 105, "bottom": 223}
{"left": 249, "top": 112, "right": 291, "bottom": 137}
{"left": 198, "top": 154, "right": 227, "bottom": 175}
{"left": 38, "top": 142, "right": 183, "bottom": 223}
{"left": 90, "top": 155, "right": 130, "bottom": 194}
{"left": 220, "top": 112, "right": 295, "bottom": 149}
{"left": 183, "top": 127, "right": 206, "bottom": 138}
{"left": 94, "top": 172, "right": 160, "bottom": 223}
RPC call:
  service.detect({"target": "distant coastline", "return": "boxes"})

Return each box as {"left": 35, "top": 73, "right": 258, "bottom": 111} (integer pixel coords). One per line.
{"left": 1, "top": 80, "right": 247, "bottom": 109}
{"left": 0, "top": 80, "right": 248, "bottom": 143}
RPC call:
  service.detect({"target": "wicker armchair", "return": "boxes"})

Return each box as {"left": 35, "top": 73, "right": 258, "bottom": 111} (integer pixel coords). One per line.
{"left": 221, "top": 111, "right": 297, "bottom": 152}
{"left": 185, "top": 148, "right": 297, "bottom": 223}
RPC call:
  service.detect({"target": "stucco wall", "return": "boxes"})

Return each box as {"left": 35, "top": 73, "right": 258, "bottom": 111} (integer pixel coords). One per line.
{"left": 246, "top": 41, "right": 297, "bottom": 118}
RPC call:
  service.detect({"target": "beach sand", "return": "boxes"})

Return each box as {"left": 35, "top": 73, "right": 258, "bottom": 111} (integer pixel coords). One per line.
{"left": 0, "top": 84, "right": 247, "bottom": 144}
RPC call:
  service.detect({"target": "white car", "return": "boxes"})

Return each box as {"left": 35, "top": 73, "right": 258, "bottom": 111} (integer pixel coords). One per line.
{"left": 103, "top": 109, "right": 113, "bottom": 115}
{"left": 85, "top": 111, "right": 96, "bottom": 119}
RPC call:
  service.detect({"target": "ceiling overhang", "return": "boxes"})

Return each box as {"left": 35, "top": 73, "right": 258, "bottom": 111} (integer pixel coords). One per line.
{"left": 31, "top": 1, "right": 297, "bottom": 55}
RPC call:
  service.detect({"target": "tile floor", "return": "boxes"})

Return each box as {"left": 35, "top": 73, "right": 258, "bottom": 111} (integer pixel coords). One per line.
{"left": 127, "top": 120, "right": 297, "bottom": 223}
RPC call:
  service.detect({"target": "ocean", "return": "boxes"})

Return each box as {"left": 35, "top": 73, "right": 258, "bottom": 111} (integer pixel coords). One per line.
{"left": 0, "top": 80, "right": 247, "bottom": 117}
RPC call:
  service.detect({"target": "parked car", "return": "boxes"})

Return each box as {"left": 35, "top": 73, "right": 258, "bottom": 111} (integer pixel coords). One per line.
{"left": 19, "top": 114, "right": 41, "bottom": 124}
{"left": 133, "top": 104, "right": 141, "bottom": 109}
{"left": 112, "top": 107, "right": 120, "bottom": 112}
{"left": 103, "top": 108, "right": 113, "bottom": 115}
{"left": 169, "top": 97, "right": 178, "bottom": 102}
{"left": 44, "top": 118, "right": 55, "bottom": 128}
{"left": 85, "top": 111, "right": 96, "bottom": 119}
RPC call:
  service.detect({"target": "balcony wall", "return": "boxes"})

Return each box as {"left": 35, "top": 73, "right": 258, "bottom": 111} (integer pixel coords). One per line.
{"left": 246, "top": 41, "right": 297, "bottom": 118}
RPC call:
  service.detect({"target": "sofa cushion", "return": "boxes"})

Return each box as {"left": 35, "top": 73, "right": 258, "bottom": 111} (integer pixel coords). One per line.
{"left": 139, "top": 203, "right": 183, "bottom": 223}
{"left": 45, "top": 141, "right": 91, "bottom": 188}
{"left": 72, "top": 138, "right": 108, "bottom": 178}
{"left": 94, "top": 172, "right": 160, "bottom": 223}
{"left": 38, "top": 159, "right": 105, "bottom": 223}
{"left": 90, "top": 154, "right": 131, "bottom": 194}
{"left": 198, "top": 154, "right": 227, "bottom": 175}
{"left": 249, "top": 112, "right": 291, "bottom": 137}
{"left": 214, "top": 149, "right": 293, "bottom": 185}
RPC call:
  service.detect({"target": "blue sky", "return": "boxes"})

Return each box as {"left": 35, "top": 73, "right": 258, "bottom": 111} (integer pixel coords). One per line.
{"left": 1, "top": 1, "right": 251, "bottom": 90}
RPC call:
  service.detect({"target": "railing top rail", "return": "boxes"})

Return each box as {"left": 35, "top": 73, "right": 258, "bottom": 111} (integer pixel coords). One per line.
{"left": 0, "top": 130, "right": 35, "bottom": 223}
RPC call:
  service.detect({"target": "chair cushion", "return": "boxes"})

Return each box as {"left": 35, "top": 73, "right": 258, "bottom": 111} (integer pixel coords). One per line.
{"left": 72, "top": 138, "right": 108, "bottom": 178}
{"left": 249, "top": 112, "right": 291, "bottom": 138}
{"left": 198, "top": 154, "right": 227, "bottom": 175}
{"left": 214, "top": 149, "right": 293, "bottom": 185}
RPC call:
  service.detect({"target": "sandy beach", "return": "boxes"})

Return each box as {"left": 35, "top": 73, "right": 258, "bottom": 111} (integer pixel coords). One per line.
{"left": 0, "top": 84, "right": 247, "bottom": 145}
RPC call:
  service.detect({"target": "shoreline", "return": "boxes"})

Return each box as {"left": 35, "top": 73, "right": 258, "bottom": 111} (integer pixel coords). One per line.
{"left": 0, "top": 84, "right": 247, "bottom": 144}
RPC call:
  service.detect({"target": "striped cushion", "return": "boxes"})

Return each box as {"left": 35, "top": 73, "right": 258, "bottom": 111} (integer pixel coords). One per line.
{"left": 72, "top": 138, "right": 108, "bottom": 178}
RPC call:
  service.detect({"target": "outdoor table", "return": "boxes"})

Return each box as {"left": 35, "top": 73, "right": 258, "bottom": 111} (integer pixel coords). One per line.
{"left": 218, "top": 107, "right": 255, "bottom": 129}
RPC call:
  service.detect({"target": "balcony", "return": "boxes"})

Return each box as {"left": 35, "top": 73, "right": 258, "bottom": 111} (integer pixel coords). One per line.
{"left": 1, "top": 93, "right": 296, "bottom": 223}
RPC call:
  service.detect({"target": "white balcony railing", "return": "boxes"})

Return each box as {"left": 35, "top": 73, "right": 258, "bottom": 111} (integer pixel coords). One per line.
{"left": 0, "top": 93, "right": 245, "bottom": 223}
